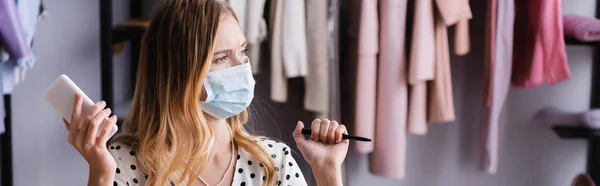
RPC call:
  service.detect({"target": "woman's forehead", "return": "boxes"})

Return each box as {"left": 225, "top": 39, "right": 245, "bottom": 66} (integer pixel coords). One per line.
{"left": 213, "top": 16, "right": 246, "bottom": 50}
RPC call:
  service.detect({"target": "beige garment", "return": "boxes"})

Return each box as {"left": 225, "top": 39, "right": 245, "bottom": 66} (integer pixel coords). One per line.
{"left": 428, "top": 11, "right": 455, "bottom": 124}
{"left": 435, "top": 0, "right": 471, "bottom": 55}
{"left": 304, "top": 0, "right": 330, "bottom": 118}
{"left": 269, "top": 0, "right": 287, "bottom": 103}
{"left": 407, "top": 0, "right": 435, "bottom": 135}
{"left": 244, "top": 0, "right": 267, "bottom": 73}
{"left": 454, "top": 20, "right": 470, "bottom": 55}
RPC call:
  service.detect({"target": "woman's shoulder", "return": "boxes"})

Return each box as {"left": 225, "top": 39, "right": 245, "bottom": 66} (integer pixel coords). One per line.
{"left": 108, "top": 142, "right": 148, "bottom": 185}
{"left": 108, "top": 141, "right": 137, "bottom": 161}
{"left": 253, "top": 138, "right": 293, "bottom": 157}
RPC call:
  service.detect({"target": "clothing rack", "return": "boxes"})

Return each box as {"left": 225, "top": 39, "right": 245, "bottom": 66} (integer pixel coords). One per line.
{"left": 551, "top": 3, "right": 600, "bottom": 184}
{"left": 100, "top": 0, "right": 145, "bottom": 126}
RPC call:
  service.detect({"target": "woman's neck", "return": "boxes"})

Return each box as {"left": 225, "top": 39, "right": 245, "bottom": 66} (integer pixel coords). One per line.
{"left": 205, "top": 115, "right": 234, "bottom": 155}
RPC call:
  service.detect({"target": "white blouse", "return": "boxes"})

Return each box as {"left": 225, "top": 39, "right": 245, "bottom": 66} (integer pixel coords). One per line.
{"left": 109, "top": 139, "right": 308, "bottom": 186}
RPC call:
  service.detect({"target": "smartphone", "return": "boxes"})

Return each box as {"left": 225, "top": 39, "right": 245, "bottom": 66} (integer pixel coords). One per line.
{"left": 43, "top": 74, "right": 118, "bottom": 135}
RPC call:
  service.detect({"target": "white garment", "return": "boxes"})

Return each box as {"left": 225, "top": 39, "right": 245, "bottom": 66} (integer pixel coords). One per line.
{"left": 244, "top": 0, "right": 267, "bottom": 74}
{"left": 109, "top": 139, "right": 308, "bottom": 186}
{"left": 282, "top": 0, "right": 308, "bottom": 78}
{"left": 228, "top": 0, "right": 246, "bottom": 31}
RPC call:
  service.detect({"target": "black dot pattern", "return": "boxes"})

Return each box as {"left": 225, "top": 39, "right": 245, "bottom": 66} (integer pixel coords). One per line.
{"left": 109, "top": 140, "right": 306, "bottom": 186}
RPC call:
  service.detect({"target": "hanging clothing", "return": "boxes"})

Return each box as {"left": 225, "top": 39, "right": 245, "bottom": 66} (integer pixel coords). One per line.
{"left": 244, "top": 0, "right": 267, "bottom": 74}
{"left": 353, "top": 0, "right": 378, "bottom": 154}
{"left": 511, "top": 0, "right": 570, "bottom": 88}
{"left": 282, "top": 0, "right": 308, "bottom": 78}
{"left": 228, "top": 0, "right": 247, "bottom": 31}
{"left": 427, "top": 11, "right": 455, "bottom": 124}
{"left": 407, "top": 0, "right": 435, "bottom": 135}
{"left": 0, "top": 0, "right": 45, "bottom": 134}
{"left": 434, "top": 0, "right": 471, "bottom": 55}
{"left": 370, "top": 0, "right": 409, "bottom": 180}
{"left": 1, "top": 0, "right": 46, "bottom": 94}
{"left": 454, "top": 20, "right": 470, "bottom": 56}
{"left": 480, "top": 0, "right": 496, "bottom": 173}
{"left": 327, "top": 0, "right": 341, "bottom": 121}
{"left": 304, "top": 0, "right": 330, "bottom": 118}
{"left": 427, "top": 0, "right": 471, "bottom": 124}
{"left": 269, "top": 0, "right": 287, "bottom": 103}
{"left": 0, "top": 0, "right": 29, "bottom": 60}
{"left": 481, "top": 0, "right": 516, "bottom": 174}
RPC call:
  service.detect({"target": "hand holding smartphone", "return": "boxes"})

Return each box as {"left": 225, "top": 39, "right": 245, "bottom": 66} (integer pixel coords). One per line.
{"left": 43, "top": 74, "right": 118, "bottom": 136}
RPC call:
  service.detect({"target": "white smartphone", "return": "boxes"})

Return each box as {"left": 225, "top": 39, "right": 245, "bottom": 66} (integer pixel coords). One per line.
{"left": 43, "top": 74, "right": 118, "bottom": 135}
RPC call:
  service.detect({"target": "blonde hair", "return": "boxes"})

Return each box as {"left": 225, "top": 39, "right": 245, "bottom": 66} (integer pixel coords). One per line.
{"left": 111, "top": 0, "right": 276, "bottom": 185}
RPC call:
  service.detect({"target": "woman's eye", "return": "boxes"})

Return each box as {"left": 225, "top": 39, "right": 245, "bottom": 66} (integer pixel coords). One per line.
{"left": 240, "top": 48, "right": 249, "bottom": 56}
{"left": 214, "top": 55, "right": 228, "bottom": 63}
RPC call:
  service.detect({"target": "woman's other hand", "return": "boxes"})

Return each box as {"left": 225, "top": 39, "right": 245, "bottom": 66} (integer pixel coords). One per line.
{"left": 63, "top": 93, "right": 118, "bottom": 185}
{"left": 292, "top": 119, "right": 348, "bottom": 186}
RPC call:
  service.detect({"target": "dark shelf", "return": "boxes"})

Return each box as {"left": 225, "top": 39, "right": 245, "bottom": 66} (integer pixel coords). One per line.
{"left": 552, "top": 126, "right": 600, "bottom": 139}
{"left": 111, "top": 19, "right": 149, "bottom": 44}
{"left": 565, "top": 37, "right": 600, "bottom": 46}
{"left": 112, "top": 26, "right": 146, "bottom": 44}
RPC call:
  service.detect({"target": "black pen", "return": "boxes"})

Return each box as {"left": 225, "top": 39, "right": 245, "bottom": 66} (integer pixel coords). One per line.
{"left": 301, "top": 128, "right": 372, "bottom": 142}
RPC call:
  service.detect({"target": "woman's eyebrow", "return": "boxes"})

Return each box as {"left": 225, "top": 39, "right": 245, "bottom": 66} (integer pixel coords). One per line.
{"left": 213, "top": 49, "right": 232, "bottom": 55}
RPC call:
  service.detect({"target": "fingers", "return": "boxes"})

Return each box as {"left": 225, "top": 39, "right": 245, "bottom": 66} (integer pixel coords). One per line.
{"left": 292, "top": 121, "right": 306, "bottom": 142}
{"left": 71, "top": 93, "right": 83, "bottom": 127}
{"left": 318, "top": 119, "right": 330, "bottom": 143}
{"left": 311, "top": 119, "right": 321, "bottom": 141}
{"left": 335, "top": 124, "right": 347, "bottom": 143}
{"left": 62, "top": 118, "right": 70, "bottom": 131}
{"left": 327, "top": 120, "right": 339, "bottom": 144}
{"left": 85, "top": 108, "right": 112, "bottom": 146}
{"left": 97, "top": 115, "right": 118, "bottom": 144}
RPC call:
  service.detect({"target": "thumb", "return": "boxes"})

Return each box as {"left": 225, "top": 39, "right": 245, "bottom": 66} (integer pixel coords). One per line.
{"left": 292, "top": 121, "right": 306, "bottom": 142}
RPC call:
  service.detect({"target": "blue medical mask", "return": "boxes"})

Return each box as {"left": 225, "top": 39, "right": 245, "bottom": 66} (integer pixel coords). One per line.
{"left": 200, "top": 63, "right": 255, "bottom": 119}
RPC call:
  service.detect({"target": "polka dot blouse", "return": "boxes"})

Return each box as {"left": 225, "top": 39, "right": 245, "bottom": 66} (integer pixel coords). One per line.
{"left": 109, "top": 139, "right": 308, "bottom": 186}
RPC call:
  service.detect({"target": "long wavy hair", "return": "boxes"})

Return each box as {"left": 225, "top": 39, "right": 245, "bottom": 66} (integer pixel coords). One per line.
{"left": 111, "top": 0, "right": 276, "bottom": 185}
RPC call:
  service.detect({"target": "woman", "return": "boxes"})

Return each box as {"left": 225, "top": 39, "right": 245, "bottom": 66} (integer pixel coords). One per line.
{"left": 62, "top": 0, "right": 348, "bottom": 185}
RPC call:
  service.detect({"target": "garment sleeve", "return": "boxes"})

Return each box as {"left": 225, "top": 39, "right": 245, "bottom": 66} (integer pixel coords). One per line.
{"left": 277, "top": 144, "right": 308, "bottom": 186}
{"left": 0, "top": 0, "right": 30, "bottom": 59}
{"left": 281, "top": 0, "right": 308, "bottom": 78}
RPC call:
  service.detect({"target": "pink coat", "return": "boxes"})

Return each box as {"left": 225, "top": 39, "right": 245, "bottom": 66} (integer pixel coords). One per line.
{"left": 353, "top": 0, "right": 378, "bottom": 154}
{"left": 370, "top": 0, "right": 409, "bottom": 179}
{"left": 407, "top": 0, "right": 435, "bottom": 135}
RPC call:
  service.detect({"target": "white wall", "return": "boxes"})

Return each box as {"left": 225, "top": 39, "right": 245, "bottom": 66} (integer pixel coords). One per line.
{"left": 343, "top": 1, "right": 595, "bottom": 186}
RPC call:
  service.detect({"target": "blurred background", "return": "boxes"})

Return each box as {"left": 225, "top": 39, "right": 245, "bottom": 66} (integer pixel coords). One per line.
{"left": 1, "top": 0, "right": 598, "bottom": 185}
